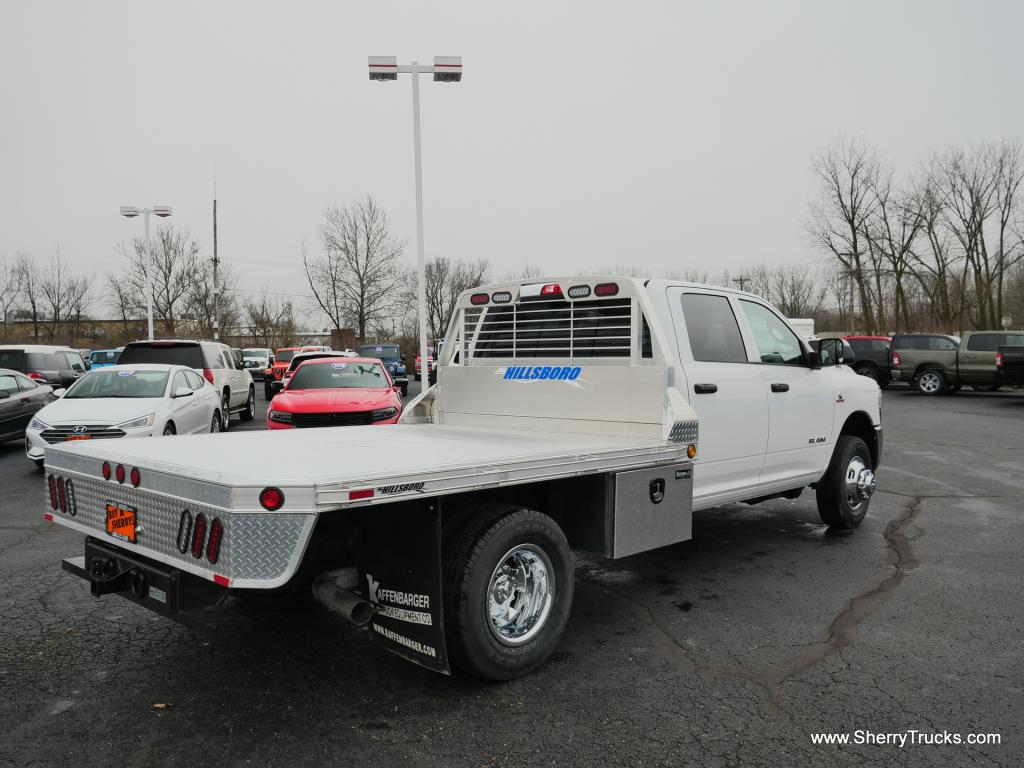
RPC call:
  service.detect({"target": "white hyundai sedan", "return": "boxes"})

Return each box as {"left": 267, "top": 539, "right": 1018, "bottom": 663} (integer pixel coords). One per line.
{"left": 25, "top": 364, "right": 222, "bottom": 468}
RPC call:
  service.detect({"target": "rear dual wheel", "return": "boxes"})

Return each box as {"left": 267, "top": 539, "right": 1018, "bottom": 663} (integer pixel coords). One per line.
{"left": 444, "top": 506, "right": 574, "bottom": 680}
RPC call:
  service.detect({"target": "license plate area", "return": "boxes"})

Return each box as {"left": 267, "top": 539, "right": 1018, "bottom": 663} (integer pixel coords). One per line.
{"left": 65, "top": 435, "right": 91, "bottom": 441}
{"left": 105, "top": 502, "right": 136, "bottom": 543}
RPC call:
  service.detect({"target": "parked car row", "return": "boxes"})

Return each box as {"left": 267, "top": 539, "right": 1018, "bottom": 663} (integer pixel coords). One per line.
{"left": 819, "top": 331, "right": 1024, "bottom": 396}
{"left": 3, "top": 338, "right": 411, "bottom": 469}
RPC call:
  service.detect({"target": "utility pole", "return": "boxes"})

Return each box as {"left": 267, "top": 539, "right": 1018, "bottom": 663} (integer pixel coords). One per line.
{"left": 732, "top": 275, "right": 751, "bottom": 292}
{"left": 212, "top": 197, "right": 220, "bottom": 341}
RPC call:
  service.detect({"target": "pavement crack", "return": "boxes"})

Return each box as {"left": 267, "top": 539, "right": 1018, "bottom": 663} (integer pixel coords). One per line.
{"left": 749, "top": 495, "right": 924, "bottom": 688}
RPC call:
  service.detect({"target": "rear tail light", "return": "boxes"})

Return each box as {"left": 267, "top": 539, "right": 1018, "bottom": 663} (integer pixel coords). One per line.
{"left": 115, "top": 464, "right": 126, "bottom": 484}
{"left": 892, "top": 351, "right": 901, "bottom": 366}
{"left": 101, "top": 461, "right": 111, "bottom": 480}
{"left": 176, "top": 510, "right": 193, "bottom": 554}
{"left": 348, "top": 488, "right": 375, "bottom": 501}
{"left": 203, "top": 368, "right": 215, "bottom": 385}
{"left": 259, "top": 487, "right": 284, "bottom": 511}
{"left": 28, "top": 372, "right": 44, "bottom": 380}
{"left": 130, "top": 467, "right": 141, "bottom": 487}
{"left": 66, "top": 479, "right": 77, "bottom": 516}
{"left": 470, "top": 292, "right": 489, "bottom": 305}
{"left": 996, "top": 351, "right": 1003, "bottom": 368}
{"left": 191, "top": 513, "right": 207, "bottom": 558}
{"left": 594, "top": 282, "right": 619, "bottom": 296}
{"left": 206, "top": 518, "right": 224, "bottom": 564}
{"left": 57, "top": 478, "right": 67, "bottom": 514}
{"left": 48, "top": 475, "right": 58, "bottom": 509}
{"left": 540, "top": 283, "right": 562, "bottom": 296}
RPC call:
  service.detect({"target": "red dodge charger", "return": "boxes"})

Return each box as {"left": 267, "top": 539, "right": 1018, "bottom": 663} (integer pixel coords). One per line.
{"left": 266, "top": 356, "right": 403, "bottom": 429}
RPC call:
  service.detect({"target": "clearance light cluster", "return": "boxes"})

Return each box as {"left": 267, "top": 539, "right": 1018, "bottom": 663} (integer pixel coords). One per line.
{"left": 101, "top": 462, "right": 142, "bottom": 487}
{"left": 176, "top": 509, "right": 225, "bottom": 565}
{"left": 45, "top": 474, "right": 77, "bottom": 517}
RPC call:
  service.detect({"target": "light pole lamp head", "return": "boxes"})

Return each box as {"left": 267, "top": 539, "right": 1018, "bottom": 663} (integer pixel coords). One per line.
{"left": 433, "top": 56, "right": 462, "bottom": 82}
{"left": 152, "top": 205, "right": 173, "bottom": 218}
{"left": 119, "top": 206, "right": 141, "bottom": 218}
{"left": 369, "top": 56, "right": 398, "bottom": 81}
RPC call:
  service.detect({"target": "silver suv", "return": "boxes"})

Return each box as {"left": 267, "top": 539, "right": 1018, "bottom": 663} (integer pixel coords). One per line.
{"left": 117, "top": 340, "right": 255, "bottom": 429}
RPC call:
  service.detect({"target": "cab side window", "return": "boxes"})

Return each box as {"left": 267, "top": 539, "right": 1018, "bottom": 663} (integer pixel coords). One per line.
{"left": 63, "top": 352, "right": 85, "bottom": 372}
{"left": 739, "top": 300, "right": 804, "bottom": 365}
{"left": 966, "top": 335, "right": 998, "bottom": 352}
{"left": 680, "top": 294, "right": 747, "bottom": 363}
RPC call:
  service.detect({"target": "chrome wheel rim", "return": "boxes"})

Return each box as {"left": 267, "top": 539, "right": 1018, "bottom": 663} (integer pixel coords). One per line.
{"left": 211, "top": 414, "right": 221, "bottom": 433}
{"left": 486, "top": 544, "right": 554, "bottom": 647}
{"left": 222, "top": 396, "right": 230, "bottom": 427}
{"left": 919, "top": 372, "right": 941, "bottom": 393}
{"left": 844, "top": 456, "right": 876, "bottom": 511}
{"left": 247, "top": 393, "right": 255, "bottom": 417}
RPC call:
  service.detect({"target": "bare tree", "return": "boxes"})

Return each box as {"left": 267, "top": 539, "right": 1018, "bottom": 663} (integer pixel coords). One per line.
{"left": 0, "top": 255, "right": 22, "bottom": 342}
{"left": 114, "top": 225, "right": 202, "bottom": 336}
{"left": 38, "top": 251, "right": 94, "bottom": 342}
{"left": 187, "top": 261, "right": 239, "bottom": 339}
{"left": 243, "top": 292, "right": 298, "bottom": 348}
{"left": 421, "top": 257, "right": 490, "bottom": 342}
{"left": 807, "top": 135, "right": 882, "bottom": 332}
{"left": 14, "top": 252, "right": 43, "bottom": 341}
{"left": 312, "top": 196, "right": 405, "bottom": 342}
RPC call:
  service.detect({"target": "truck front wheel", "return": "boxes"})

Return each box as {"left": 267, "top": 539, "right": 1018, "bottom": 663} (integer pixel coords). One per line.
{"left": 444, "top": 506, "right": 574, "bottom": 680}
{"left": 815, "top": 435, "right": 876, "bottom": 529}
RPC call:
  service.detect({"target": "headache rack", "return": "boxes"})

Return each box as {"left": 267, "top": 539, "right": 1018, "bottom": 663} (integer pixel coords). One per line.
{"left": 457, "top": 279, "right": 655, "bottom": 366}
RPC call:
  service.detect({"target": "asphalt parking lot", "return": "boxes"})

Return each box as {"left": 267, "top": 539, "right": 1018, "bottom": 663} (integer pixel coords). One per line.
{"left": 1, "top": 385, "right": 1021, "bottom": 767}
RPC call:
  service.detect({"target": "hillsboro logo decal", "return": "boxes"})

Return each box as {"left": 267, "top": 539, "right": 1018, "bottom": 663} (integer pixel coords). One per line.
{"left": 495, "top": 366, "right": 587, "bottom": 389}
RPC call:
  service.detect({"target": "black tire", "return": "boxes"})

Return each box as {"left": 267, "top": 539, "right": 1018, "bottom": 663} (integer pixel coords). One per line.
{"left": 915, "top": 368, "right": 946, "bottom": 396}
{"left": 400, "top": 385, "right": 408, "bottom": 398}
{"left": 414, "top": 374, "right": 421, "bottom": 381}
{"left": 239, "top": 388, "right": 256, "bottom": 421}
{"left": 816, "top": 435, "right": 875, "bottom": 529}
{"left": 34, "top": 459, "right": 44, "bottom": 471}
{"left": 221, "top": 392, "right": 231, "bottom": 431}
{"left": 877, "top": 377, "right": 889, "bottom": 390}
{"left": 444, "top": 506, "right": 574, "bottom": 681}
{"left": 264, "top": 381, "right": 274, "bottom": 400}
{"left": 163, "top": 422, "right": 176, "bottom": 436}
{"left": 210, "top": 411, "right": 222, "bottom": 433}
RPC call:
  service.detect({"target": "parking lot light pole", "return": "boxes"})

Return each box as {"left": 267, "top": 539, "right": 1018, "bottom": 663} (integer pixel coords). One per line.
{"left": 120, "top": 205, "right": 173, "bottom": 340}
{"left": 369, "top": 56, "right": 462, "bottom": 386}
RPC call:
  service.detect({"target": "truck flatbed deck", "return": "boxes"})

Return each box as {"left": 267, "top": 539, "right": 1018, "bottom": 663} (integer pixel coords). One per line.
{"left": 52, "top": 424, "right": 690, "bottom": 510}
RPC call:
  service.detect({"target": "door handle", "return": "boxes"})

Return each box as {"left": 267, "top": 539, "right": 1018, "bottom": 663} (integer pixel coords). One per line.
{"left": 693, "top": 383, "right": 718, "bottom": 394}
{"left": 771, "top": 383, "right": 790, "bottom": 393}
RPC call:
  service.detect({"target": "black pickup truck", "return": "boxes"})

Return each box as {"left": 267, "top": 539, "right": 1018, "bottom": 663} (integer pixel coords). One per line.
{"left": 997, "top": 344, "right": 1024, "bottom": 387}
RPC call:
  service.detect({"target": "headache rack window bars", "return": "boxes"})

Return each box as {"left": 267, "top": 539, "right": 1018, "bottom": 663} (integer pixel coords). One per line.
{"left": 463, "top": 297, "right": 639, "bottom": 361}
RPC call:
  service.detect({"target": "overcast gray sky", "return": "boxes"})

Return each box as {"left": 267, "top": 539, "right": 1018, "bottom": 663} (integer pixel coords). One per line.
{"left": 2, "top": 0, "right": 1022, "bottom": 315}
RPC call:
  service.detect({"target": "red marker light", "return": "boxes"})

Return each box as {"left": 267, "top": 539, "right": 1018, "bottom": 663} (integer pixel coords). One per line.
{"left": 348, "top": 489, "right": 375, "bottom": 501}
{"left": 115, "top": 464, "right": 126, "bottom": 484}
{"left": 130, "top": 467, "right": 141, "bottom": 487}
{"left": 213, "top": 574, "right": 231, "bottom": 587}
{"left": 48, "top": 475, "right": 58, "bottom": 509}
{"left": 206, "top": 518, "right": 224, "bottom": 564}
{"left": 43, "top": 512, "right": 54, "bottom": 521}
{"left": 259, "top": 487, "right": 284, "bottom": 511}
{"left": 101, "top": 461, "right": 111, "bottom": 481}
{"left": 470, "top": 293, "right": 489, "bottom": 305}
{"left": 191, "top": 513, "right": 207, "bottom": 559}
{"left": 540, "top": 283, "right": 562, "bottom": 296}
{"left": 594, "top": 282, "right": 619, "bottom": 296}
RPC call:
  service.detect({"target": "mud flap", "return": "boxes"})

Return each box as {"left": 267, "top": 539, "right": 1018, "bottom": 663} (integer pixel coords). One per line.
{"left": 357, "top": 499, "right": 450, "bottom": 674}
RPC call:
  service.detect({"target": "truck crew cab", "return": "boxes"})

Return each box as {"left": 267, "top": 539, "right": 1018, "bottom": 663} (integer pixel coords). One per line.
{"left": 43, "top": 277, "right": 882, "bottom": 680}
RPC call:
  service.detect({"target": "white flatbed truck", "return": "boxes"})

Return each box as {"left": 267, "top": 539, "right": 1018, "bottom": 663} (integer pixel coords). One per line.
{"left": 43, "top": 277, "right": 882, "bottom": 679}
